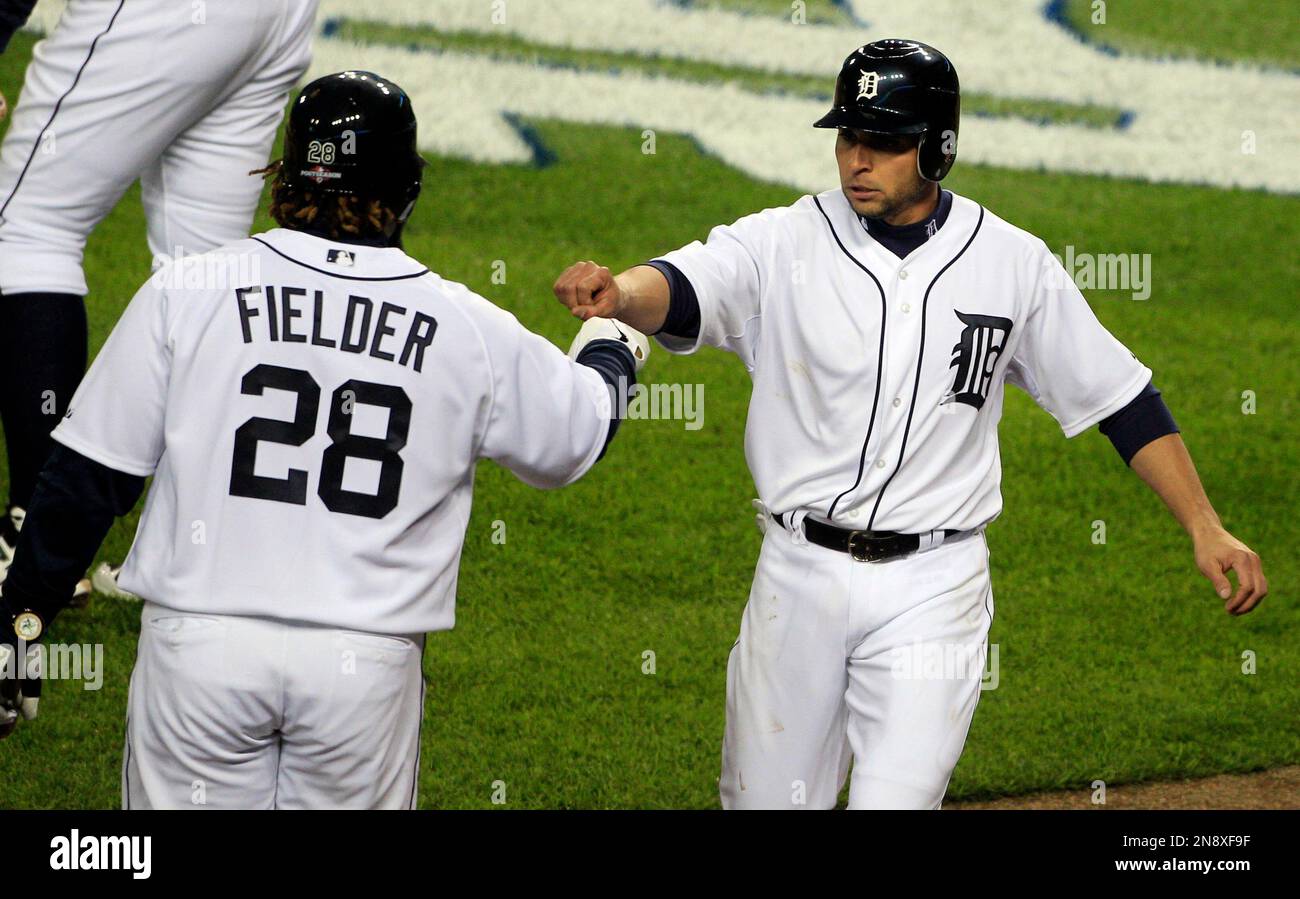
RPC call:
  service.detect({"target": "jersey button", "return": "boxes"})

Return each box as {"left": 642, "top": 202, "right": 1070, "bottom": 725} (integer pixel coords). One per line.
{"left": 892, "top": 397, "right": 902, "bottom": 408}
{"left": 875, "top": 459, "right": 886, "bottom": 469}
{"left": 899, "top": 270, "right": 909, "bottom": 280}
{"left": 847, "top": 509, "right": 859, "bottom": 519}
{"left": 901, "top": 303, "right": 911, "bottom": 314}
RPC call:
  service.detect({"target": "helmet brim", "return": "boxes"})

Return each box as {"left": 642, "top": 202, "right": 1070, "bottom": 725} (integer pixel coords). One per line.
{"left": 813, "top": 107, "right": 929, "bottom": 134}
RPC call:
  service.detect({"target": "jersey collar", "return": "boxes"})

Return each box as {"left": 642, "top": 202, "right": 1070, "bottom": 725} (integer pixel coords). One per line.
{"left": 818, "top": 187, "right": 980, "bottom": 272}
{"left": 858, "top": 188, "right": 953, "bottom": 254}
{"left": 254, "top": 228, "right": 431, "bottom": 282}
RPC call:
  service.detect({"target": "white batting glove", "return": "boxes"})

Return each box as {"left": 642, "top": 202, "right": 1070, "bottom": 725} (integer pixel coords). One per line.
{"left": 568, "top": 317, "right": 649, "bottom": 373}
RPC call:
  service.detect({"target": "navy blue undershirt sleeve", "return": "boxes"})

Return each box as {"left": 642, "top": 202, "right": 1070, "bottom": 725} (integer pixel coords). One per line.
{"left": 575, "top": 340, "right": 638, "bottom": 459}
{"left": 0, "top": 0, "right": 37, "bottom": 54}
{"left": 0, "top": 444, "right": 146, "bottom": 626}
{"left": 645, "top": 260, "right": 701, "bottom": 340}
{"left": 1098, "top": 381, "right": 1180, "bottom": 465}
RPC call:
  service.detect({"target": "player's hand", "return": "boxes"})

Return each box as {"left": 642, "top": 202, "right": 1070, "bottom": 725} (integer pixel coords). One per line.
{"left": 553, "top": 261, "right": 625, "bottom": 321}
{"left": 0, "top": 90, "right": 8, "bottom": 122}
{"left": 0, "top": 639, "right": 42, "bottom": 739}
{"left": 1193, "top": 526, "right": 1267, "bottom": 615}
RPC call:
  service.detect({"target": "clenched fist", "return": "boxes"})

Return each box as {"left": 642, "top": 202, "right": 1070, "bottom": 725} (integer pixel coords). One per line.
{"left": 553, "top": 261, "right": 625, "bottom": 321}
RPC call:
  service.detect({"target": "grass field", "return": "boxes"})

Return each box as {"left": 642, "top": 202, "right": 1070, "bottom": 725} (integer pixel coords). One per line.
{"left": 0, "top": 2, "right": 1296, "bottom": 808}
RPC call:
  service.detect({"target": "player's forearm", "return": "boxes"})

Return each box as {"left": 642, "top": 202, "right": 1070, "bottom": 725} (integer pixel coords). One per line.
{"left": 1129, "top": 433, "right": 1224, "bottom": 541}
{"left": 613, "top": 265, "right": 671, "bottom": 334}
{"left": 575, "top": 341, "right": 638, "bottom": 460}
{"left": 1, "top": 445, "right": 145, "bottom": 625}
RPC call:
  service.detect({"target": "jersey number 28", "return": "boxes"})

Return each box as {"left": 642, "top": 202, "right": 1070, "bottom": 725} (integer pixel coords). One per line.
{"left": 229, "top": 364, "right": 411, "bottom": 519}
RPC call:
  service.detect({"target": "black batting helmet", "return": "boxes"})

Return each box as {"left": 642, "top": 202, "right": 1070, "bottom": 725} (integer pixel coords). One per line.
{"left": 814, "top": 40, "right": 960, "bottom": 182}
{"left": 281, "top": 71, "right": 425, "bottom": 221}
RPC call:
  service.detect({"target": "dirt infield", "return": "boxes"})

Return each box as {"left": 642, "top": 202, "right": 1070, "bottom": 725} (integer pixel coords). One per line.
{"left": 947, "top": 767, "right": 1300, "bottom": 810}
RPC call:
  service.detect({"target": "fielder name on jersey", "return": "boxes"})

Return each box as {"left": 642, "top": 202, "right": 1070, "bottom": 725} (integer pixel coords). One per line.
{"left": 234, "top": 283, "right": 437, "bottom": 371}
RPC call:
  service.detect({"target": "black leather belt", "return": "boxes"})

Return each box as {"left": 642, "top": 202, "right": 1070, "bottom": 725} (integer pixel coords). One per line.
{"left": 774, "top": 512, "right": 961, "bottom": 563}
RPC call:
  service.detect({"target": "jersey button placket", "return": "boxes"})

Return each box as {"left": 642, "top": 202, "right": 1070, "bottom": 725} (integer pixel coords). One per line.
{"left": 874, "top": 267, "right": 919, "bottom": 511}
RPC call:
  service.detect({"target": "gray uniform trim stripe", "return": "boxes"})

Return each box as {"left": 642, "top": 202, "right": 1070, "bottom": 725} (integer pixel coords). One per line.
{"left": 408, "top": 637, "right": 426, "bottom": 810}
{"left": 122, "top": 713, "right": 132, "bottom": 810}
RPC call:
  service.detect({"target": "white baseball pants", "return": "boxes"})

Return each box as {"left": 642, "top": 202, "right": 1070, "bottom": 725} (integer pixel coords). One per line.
{"left": 720, "top": 519, "right": 994, "bottom": 810}
{"left": 123, "top": 603, "right": 425, "bottom": 810}
{"left": 0, "top": 0, "right": 318, "bottom": 295}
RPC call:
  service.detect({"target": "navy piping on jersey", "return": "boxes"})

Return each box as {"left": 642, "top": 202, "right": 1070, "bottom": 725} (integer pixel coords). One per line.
{"left": 866, "top": 206, "right": 986, "bottom": 531}
{"left": 0, "top": 0, "right": 126, "bottom": 221}
{"left": 970, "top": 565, "right": 995, "bottom": 723}
{"left": 251, "top": 237, "right": 431, "bottom": 282}
{"left": 813, "top": 196, "right": 887, "bottom": 522}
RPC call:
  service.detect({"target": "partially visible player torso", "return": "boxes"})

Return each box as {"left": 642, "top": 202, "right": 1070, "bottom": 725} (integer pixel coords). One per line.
{"left": 658, "top": 188, "right": 1149, "bottom": 533}
{"left": 111, "top": 229, "right": 496, "bottom": 633}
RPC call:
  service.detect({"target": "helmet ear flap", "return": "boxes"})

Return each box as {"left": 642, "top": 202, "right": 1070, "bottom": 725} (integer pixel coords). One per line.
{"left": 393, "top": 157, "right": 425, "bottom": 225}
{"left": 395, "top": 187, "right": 420, "bottom": 225}
{"left": 916, "top": 132, "right": 932, "bottom": 182}
{"left": 916, "top": 126, "right": 958, "bottom": 182}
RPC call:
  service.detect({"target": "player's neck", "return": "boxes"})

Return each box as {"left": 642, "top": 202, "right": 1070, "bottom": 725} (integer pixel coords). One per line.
{"left": 882, "top": 183, "right": 940, "bottom": 227}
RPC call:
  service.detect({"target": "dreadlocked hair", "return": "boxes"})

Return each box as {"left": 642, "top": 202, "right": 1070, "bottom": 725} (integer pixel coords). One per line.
{"left": 251, "top": 159, "right": 401, "bottom": 241}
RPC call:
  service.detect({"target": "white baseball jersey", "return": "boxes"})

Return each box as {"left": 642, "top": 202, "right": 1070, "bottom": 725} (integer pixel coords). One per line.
{"left": 655, "top": 187, "right": 1151, "bottom": 533}
{"left": 52, "top": 228, "right": 613, "bottom": 634}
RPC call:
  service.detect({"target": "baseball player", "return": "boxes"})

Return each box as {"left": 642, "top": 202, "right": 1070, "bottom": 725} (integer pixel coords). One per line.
{"left": 553, "top": 40, "right": 1268, "bottom": 810}
{"left": 0, "top": 71, "right": 650, "bottom": 808}
{"left": 0, "top": 0, "right": 319, "bottom": 602}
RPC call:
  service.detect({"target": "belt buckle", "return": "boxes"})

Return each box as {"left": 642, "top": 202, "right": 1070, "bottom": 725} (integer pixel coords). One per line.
{"left": 846, "top": 530, "right": 889, "bottom": 563}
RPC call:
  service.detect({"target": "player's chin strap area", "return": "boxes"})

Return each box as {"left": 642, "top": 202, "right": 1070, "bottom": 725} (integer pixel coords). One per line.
{"left": 757, "top": 500, "right": 976, "bottom": 563}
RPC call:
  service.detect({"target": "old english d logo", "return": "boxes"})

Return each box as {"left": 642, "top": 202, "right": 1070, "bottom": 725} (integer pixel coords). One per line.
{"left": 857, "top": 70, "right": 880, "bottom": 100}
{"left": 942, "top": 311, "right": 1014, "bottom": 410}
